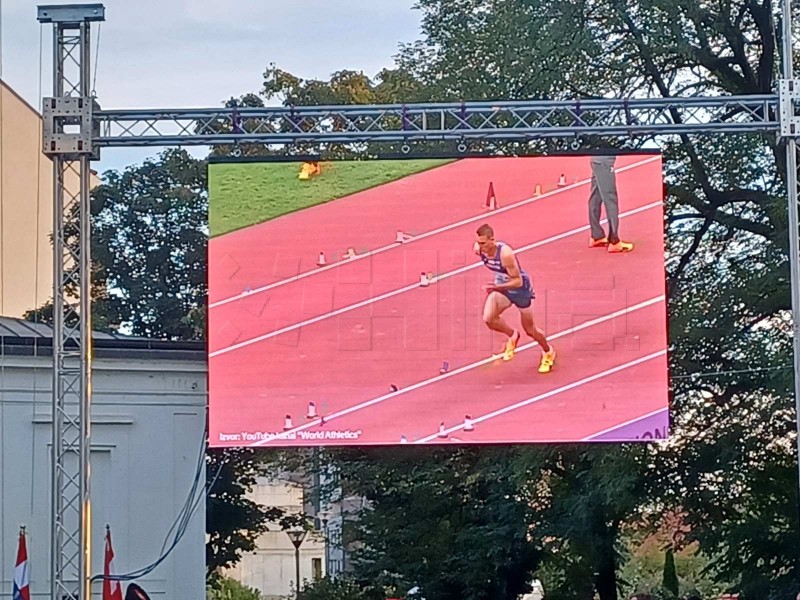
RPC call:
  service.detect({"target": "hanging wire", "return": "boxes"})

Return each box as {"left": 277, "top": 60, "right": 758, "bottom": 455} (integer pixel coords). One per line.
{"left": 0, "top": 0, "right": 6, "bottom": 578}
{"left": 91, "top": 21, "right": 101, "bottom": 97}
{"left": 30, "top": 21, "right": 45, "bottom": 515}
{"left": 159, "top": 427, "right": 207, "bottom": 555}
{"left": 89, "top": 421, "right": 225, "bottom": 584}
{"left": 672, "top": 364, "right": 791, "bottom": 380}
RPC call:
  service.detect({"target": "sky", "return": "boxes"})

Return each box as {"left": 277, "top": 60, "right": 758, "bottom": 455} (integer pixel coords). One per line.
{"left": 2, "top": 0, "right": 422, "bottom": 172}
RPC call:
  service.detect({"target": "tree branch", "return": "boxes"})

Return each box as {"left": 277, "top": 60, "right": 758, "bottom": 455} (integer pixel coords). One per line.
{"left": 615, "top": 5, "right": 718, "bottom": 202}
{"left": 748, "top": 0, "right": 777, "bottom": 93}
{"left": 668, "top": 215, "right": 715, "bottom": 295}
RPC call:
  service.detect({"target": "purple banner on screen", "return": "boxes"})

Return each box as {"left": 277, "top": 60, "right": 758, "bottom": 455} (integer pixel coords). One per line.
{"left": 587, "top": 409, "right": 669, "bottom": 441}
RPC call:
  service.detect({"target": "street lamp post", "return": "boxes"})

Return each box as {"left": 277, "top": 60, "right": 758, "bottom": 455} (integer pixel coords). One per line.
{"left": 317, "top": 510, "right": 331, "bottom": 577}
{"left": 286, "top": 529, "right": 307, "bottom": 595}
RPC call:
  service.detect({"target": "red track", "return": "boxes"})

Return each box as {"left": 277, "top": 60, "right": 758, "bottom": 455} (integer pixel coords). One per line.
{"left": 208, "top": 155, "right": 669, "bottom": 447}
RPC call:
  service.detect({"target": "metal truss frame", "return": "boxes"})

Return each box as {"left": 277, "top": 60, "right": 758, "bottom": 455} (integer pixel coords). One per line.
{"left": 94, "top": 95, "right": 778, "bottom": 147}
{"left": 37, "top": 5, "right": 103, "bottom": 600}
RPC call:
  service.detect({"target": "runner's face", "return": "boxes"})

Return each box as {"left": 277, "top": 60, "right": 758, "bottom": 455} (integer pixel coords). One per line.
{"left": 476, "top": 234, "right": 495, "bottom": 254}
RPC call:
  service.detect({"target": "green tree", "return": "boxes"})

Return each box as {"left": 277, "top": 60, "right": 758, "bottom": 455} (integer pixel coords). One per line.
{"left": 198, "top": 2, "right": 797, "bottom": 593}
{"left": 328, "top": 445, "right": 656, "bottom": 600}
{"left": 297, "top": 577, "right": 382, "bottom": 600}
{"left": 531, "top": 447, "right": 650, "bottom": 600}
{"left": 25, "top": 148, "right": 210, "bottom": 339}
{"left": 204, "top": 94, "right": 277, "bottom": 159}
{"left": 90, "top": 148, "right": 208, "bottom": 339}
{"left": 206, "top": 448, "right": 307, "bottom": 580}
{"left": 207, "top": 66, "right": 439, "bottom": 161}
{"left": 261, "top": 64, "right": 427, "bottom": 106}
{"left": 332, "top": 447, "right": 543, "bottom": 600}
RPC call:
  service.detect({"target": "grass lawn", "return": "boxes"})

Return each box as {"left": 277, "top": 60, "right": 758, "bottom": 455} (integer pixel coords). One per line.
{"left": 209, "top": 159, "right": 453, "bottom": 237}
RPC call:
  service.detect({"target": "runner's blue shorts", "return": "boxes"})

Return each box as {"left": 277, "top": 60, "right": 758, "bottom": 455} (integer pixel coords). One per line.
{"left": 500, "top": 285, "right": 534, "bottom": 309}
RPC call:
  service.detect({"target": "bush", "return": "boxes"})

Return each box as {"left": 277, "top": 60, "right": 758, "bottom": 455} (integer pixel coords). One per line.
{"left": 297, "top": 577, "right": 383, "bottom": 600}
{"left": 207, "top": 576, "right": 262, "bottom": 600}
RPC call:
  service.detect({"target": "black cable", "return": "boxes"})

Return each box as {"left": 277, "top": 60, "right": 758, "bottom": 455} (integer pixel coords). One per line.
{"left": 672, "top": 364, "right": 791, "bottom": 379}
{"left": 90, "top": 423, "right": 226, "bottom": 583}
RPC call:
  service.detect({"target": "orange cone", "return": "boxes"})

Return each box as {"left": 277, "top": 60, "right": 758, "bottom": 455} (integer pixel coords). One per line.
{"left": 485, "top": 182, "right": 498, "bottom": 210}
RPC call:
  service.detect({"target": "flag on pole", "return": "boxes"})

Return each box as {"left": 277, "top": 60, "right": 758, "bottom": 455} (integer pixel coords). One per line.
{"left": 12, "top": 527, "right": 30, "bottom": 600}
{"left": 103, "top": 527, "right": 123, "bottom": 600}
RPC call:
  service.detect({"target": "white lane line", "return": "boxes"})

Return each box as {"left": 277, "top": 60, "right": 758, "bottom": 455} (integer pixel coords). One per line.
{"left": 210, "top": 200, "right": 663, "bottom": 358}
{"left": 248, "top": 295, "right": 665, "bottom": 446}
{"left": 210, "top": 156, "right": 662, "bottom": 308}
{"left": 581, "top": 407, "right": 668, "bottom": 441}
{"left": 413, "top": 350, "right": 668, "bottom": 443}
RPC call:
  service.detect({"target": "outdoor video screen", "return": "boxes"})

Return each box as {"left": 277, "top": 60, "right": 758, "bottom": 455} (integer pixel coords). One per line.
{"left": 208, "top": 154, "right": 669, "bottom": 447}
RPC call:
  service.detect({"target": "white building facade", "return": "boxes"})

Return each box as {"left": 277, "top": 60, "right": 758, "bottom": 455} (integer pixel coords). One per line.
{"left": 0, "top": 317, "right": 207, "bottom": 599}
{"left": 225, "top": 477, "right": 327, "bottom": 600}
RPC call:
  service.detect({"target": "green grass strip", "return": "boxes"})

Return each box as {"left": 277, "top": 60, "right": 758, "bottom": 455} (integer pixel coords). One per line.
{"left": 209, "top": 159, "right": 453, "bottom": 236}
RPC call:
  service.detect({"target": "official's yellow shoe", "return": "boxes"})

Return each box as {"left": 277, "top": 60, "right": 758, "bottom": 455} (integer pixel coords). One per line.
{"left": 502, "top": 330, "right": 521, "bottom": 361}
{"left": 608, "top": 240, "right": 634, "bottom": 253}
{"left": 538, "top": 347, "right": 556, "bottom": 373}
{"left": 589, "top": 236, "right": 608, "bottom": 248}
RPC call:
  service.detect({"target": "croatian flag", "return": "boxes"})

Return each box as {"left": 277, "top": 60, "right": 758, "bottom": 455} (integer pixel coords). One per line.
{"left": 12, "top": 528, "right": 30, "bottom": 600}
{"left": 103, "top": 527, "right": 123, "bottom": 600}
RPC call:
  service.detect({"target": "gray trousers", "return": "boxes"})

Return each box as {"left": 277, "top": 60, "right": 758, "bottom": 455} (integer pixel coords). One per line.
{"left": 588, "top": 155, "right": 620, "bottom": 243}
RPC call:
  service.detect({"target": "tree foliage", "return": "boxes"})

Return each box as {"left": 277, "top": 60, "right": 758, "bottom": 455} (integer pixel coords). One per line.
{"left": 91, "top": 148, "right": 208, "bottom": 339}
{"left": 333, "top": 447, "right": 542, "bottom": 600}
{"left": 25, "top": 148, "right": 208, "bottom": 340}
{"left": 297, "top": 577, "right": 382, "bottom": 600}
{"left": 207, "top": 576, "right": 263, "bottom": 600}
{"left": 206, "top": 448, "right": 307, "bottom": 580}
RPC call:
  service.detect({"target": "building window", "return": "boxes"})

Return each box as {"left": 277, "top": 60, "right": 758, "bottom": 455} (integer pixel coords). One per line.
{"left": 312, "top": 557, "right": 322, "bottom": 580}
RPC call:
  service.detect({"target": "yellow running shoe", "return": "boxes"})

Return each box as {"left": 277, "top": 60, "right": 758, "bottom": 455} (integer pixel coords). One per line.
{"left": 589, "top": 236, "right": 608, "bottom": 248}
{"left": 502, "top": 330, "right": 521, "bottom": 361}
{"left": 538, "top": 347, "right": 556, "bottom": 373}
{"left": 608, "top": 240, "right": 634, "bottom": 253}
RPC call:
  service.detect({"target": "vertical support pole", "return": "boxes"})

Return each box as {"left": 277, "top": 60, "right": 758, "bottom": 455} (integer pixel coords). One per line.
{"left": 78, "top": 20, "right": 93, "bottom": 600}
{"left": 781, "top": 0, "right": 800, "bottom": 536}
{"left": 38, "top": 5, "right": 105, "bottom": 600}
{"left": 779, "top": 0, "right": 800, "bottom": 521}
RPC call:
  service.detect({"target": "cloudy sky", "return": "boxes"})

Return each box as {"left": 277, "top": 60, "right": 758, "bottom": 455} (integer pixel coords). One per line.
{"left": 3, "top": 0, "right": 422, "bottom": 171}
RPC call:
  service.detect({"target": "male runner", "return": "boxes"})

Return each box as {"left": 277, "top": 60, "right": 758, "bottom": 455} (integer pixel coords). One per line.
{"left": 474, "top": 224, "right": 556, "bottom": 373}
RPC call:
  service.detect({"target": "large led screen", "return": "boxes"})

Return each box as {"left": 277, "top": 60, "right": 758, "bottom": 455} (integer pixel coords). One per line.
{"left": 208, "top": 154, "right": 669, "bottom": 447}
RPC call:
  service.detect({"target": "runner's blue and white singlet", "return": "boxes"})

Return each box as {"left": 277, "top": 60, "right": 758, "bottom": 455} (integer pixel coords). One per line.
{"left": 481, "top": 241, "right": 531, "bottom": 288}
